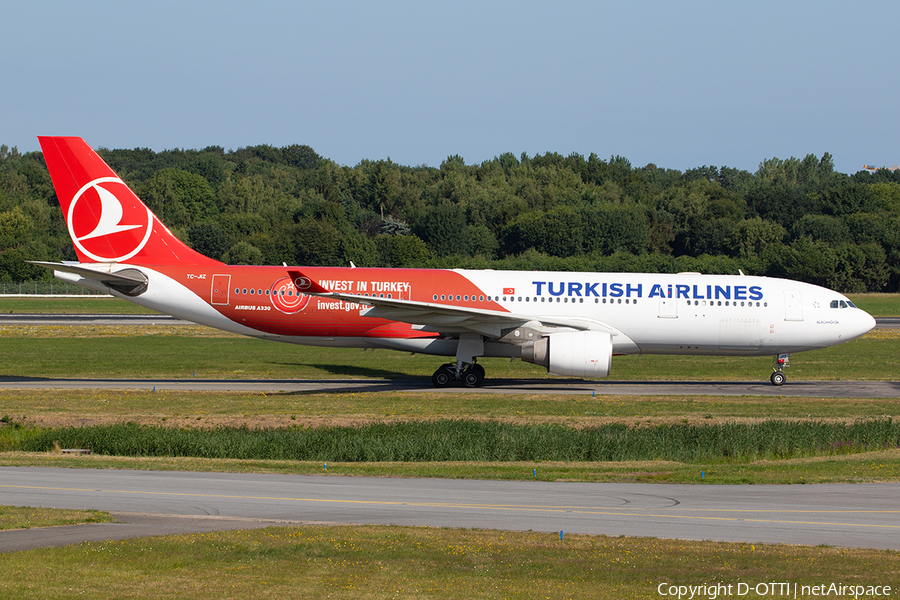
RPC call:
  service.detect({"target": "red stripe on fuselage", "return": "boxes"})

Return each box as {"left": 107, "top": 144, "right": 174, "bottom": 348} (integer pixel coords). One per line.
{"left": 160, "top": 265, "right": 505, "bottom": 339}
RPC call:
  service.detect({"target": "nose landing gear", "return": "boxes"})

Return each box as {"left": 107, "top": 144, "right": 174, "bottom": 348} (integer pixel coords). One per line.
{"left": 770, "top": 353, "right": 789, "bottom": 386}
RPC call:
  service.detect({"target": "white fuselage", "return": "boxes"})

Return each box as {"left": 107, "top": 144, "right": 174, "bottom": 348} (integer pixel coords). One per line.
{"left": 67, "top": 266, "right": 876, "bottom": 361}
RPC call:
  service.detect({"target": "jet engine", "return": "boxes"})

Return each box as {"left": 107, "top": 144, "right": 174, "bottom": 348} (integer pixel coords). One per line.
{"left": 521, "top": 330, "right": 612, "bottom": 378}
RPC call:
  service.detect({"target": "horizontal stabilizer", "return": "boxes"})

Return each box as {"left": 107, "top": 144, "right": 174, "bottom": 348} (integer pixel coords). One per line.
{"left": 28, "top": 261, "right": 148, "bottom": 295}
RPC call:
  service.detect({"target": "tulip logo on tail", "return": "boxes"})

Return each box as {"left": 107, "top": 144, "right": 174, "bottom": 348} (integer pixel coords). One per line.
{"left": 270, "top": 276, "right": 311, "bottom": 314}
{"left": 67, "top": 177, "right": 153, "bottom": 262}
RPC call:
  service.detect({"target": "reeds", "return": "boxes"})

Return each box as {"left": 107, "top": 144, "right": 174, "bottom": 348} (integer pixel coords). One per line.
{"left": 19, "top": 419, "right": 899, "bottom": 463}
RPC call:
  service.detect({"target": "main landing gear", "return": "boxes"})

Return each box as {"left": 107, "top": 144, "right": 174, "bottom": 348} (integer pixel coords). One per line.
{"left": 770, "top": 353, "right": 789, "bottom": 386}
{"left": 433, "top": 332, "right": 487, "bottom": 388}
{"left": 432, "top": 361, "right": 485, "bottom": 388}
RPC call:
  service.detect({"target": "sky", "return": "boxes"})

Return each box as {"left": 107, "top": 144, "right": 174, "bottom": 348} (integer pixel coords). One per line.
{"left": 3, "top": 1, "right": 898, "bottom": 175}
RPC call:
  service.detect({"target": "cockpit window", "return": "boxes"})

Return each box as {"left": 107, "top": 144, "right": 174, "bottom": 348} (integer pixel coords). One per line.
{"left": 846, "top": 300, "right": 857, "bottom": 308}
{"left": 830, "top": 300, "right": 839, "bottom": 308}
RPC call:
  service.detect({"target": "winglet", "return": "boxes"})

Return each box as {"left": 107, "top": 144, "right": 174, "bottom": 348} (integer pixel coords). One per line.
{"left": 287, "top": 270, "right": 331, "bottom": 295}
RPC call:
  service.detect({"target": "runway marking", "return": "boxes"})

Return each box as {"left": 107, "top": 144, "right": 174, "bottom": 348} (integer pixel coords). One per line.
{"left": 4, "top": 484, "right": 899, "bottom": 530}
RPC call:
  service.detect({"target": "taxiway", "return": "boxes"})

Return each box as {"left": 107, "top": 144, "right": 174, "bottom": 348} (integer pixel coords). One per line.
{"left": 2, "top": 468, "right": 899, "bottom": 552}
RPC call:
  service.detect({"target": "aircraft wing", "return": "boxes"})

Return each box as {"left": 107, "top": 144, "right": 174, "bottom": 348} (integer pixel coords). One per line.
{"left": 291, "top": 270, "right": 619, "bottom": 339}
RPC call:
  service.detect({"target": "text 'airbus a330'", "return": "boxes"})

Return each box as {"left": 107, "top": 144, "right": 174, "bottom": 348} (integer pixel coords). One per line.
{"left": 32, "top": 137, "right": 876, "bottom": 387}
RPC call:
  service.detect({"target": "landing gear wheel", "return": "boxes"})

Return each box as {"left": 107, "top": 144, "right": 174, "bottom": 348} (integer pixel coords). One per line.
{"left": 432, "top": 364, "right": 455, "bottom": 387}
{"left": 462, "top": 365, "right": 483, "bottom": 388}
{"left": 770, "top": 371, "right": 786, "bottom": 386}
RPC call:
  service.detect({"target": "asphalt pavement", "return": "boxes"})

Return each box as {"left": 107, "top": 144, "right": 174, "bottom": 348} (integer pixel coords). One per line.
{"left": 1, "top": 375, "right": 898, "bottom": 397}
{"left": 2, "top": 468, "right": 899, "bottom": 552}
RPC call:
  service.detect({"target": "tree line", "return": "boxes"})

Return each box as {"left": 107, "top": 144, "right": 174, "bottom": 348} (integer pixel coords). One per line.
{"left": 1, "top": 142, "right": 899, "bottom": 293}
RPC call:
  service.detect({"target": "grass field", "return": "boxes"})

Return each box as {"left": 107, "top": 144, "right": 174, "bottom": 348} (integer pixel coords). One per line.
{"left": 1, "top": 295, "right": 899, "bottom": 597}
{"left": 0, "top": 296, "right": 153, "bottom": 314}
{"left": 0, "top": 325, "right": 897, "bottom": 381}
{"left": 0, "top": 506, "right": 113, "bottom": 530}
{"left": 846, "top": 293, "right": 900, "bottom": 316}
{"left": 1, "top": 307, "right": 899, "bottom": 484}
{"left": 2, "top": 524, "right": 897, "bottom": 600}
{"left": 3, "top": 386, "right": 900, "bottom": 484}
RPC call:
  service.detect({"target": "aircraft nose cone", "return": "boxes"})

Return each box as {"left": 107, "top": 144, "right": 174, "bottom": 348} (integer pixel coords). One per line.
{"left": 863, "top": 311, "right": 877, "bottom": 333}
{"left": 853, "top": 310, "right": 877, "bottom": 339}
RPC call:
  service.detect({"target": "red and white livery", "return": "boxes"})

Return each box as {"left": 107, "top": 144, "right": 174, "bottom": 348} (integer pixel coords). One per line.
{"left": 34, "top": 137, "right": 876, "bottom": 387}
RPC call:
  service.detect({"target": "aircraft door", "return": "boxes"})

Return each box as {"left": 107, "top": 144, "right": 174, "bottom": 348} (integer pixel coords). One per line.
{"left": 783, "top": 290, "right": 803, "bottom": 321}
{"left": 211, "top": 274, "right": 231, "bottom": 306}
{"left": 719, "top": 318, "right": 761, "bottom": 350}
{"left": 658, "top": 296, "right": 677, "bottom": 318}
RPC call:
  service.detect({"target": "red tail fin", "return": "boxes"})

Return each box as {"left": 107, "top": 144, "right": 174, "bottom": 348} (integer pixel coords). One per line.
{"left": 39, "top": 136, "right": 221, "bottom": 266}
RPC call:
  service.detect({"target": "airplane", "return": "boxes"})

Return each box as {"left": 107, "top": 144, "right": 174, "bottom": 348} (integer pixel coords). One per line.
{"left": 32, "top": 136, "right": 877, "bottom": 388}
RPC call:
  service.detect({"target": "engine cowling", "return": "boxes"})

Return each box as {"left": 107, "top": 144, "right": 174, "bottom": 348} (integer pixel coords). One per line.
{"left": 521, "top": 331, "right": 612, "bottom": 378}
